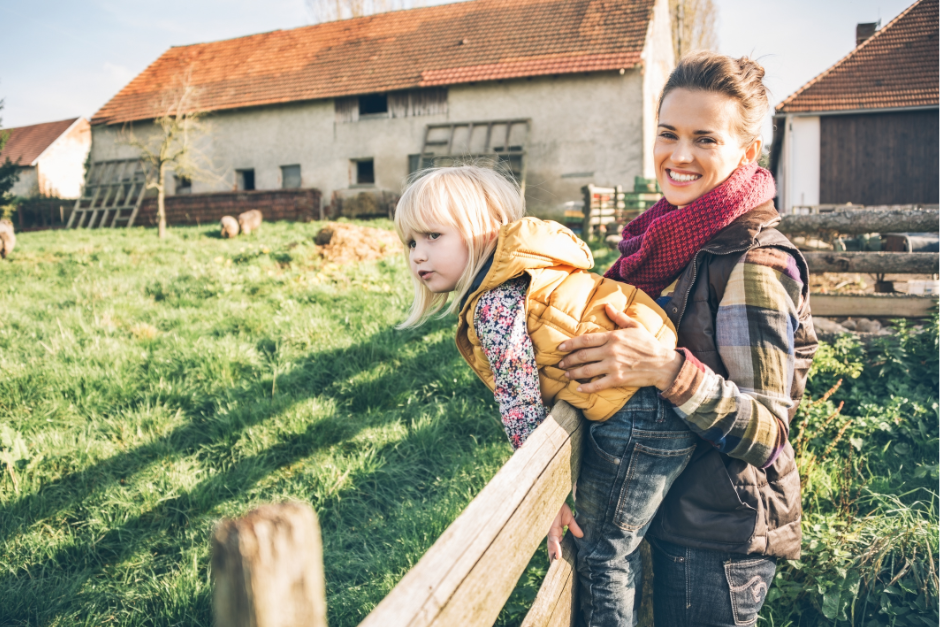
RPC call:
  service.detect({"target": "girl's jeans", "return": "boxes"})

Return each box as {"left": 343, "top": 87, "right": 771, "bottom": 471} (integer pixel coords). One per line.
{"left": 572, "top": 387, "right": 697, "bottom": 627}
{"left": 649, "top": 536, "right": 777, "bottom": 626}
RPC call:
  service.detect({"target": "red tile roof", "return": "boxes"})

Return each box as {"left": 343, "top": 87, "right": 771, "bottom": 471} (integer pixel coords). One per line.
{"left": 777, "top": 0, "right": 939, "bottom": 114}
{"left": 0, "top": 118, "right": 79, "bottom": 166}
{"left": 92, "top": 0, "right": 656, "bottom": 125}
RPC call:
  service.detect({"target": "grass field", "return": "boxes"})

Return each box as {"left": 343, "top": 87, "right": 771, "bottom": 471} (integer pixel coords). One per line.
{"left": 0, "top": 221, "right": 936, "bottom": 626}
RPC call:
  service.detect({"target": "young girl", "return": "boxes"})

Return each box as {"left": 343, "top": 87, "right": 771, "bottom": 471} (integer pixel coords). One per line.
{"left": 395, "top": 165, "right": 698, "bottom": 626}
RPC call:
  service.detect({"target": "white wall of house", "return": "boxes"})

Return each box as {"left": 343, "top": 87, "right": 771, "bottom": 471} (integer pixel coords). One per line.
{"left": 642, "top": 0, "right": 676, "bottom": 179}
{"left": 779, "top": 115, "right": 821, "bottom": 212}
{"left": 9, "top": 119, "right": 91, "bottom": 199}
{"left": 36, "top": 119, "right": 91, "bottom": 198}
{"left": 91, "top": 70, "right": 651, "bottom": 219}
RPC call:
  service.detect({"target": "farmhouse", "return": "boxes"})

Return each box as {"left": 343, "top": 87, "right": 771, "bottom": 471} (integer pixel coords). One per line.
{"left": 0, "top": 117, "right": 91, "bottom": 199}
{"left": 771, "top": 0, "right": 939, "bottom": 212}
{"left": 89, "top": 0, "right": 673, "bottom": 221}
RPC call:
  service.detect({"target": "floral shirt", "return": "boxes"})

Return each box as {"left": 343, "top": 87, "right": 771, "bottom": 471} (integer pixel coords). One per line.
{"left": 473, "top": 276, "right": 547, "bottom": 449}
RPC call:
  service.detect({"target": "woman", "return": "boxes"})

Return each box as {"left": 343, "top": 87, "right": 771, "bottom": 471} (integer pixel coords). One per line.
{"left": 550, "top": 51, "right": 818, "bottom": 626}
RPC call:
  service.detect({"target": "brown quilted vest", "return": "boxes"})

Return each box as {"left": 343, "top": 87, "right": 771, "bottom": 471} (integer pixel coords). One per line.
{"left": 649, "top": 201, "right": 818, "bottom": 560}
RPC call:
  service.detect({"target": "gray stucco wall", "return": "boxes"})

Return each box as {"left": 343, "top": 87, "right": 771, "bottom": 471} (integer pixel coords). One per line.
{"left": 91, "top": 70, "right": 651, "bottom": 220}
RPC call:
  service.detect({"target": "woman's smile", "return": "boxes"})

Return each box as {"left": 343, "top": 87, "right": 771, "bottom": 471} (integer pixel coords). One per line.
{"left": 665, "top": 169, "right": 702, "bottom": 185}
{"left": 654, "top": 88, "right": 761, "bottom": 208}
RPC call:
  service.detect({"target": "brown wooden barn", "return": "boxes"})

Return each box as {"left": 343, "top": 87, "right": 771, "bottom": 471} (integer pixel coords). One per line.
{"left": 771, "top": 0, "right": 938, "bottom": 212}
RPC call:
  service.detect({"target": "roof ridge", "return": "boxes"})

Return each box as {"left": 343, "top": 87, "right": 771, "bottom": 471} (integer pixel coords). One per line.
{"left": 775, "top": 0, "right": 925, "bottom": 112}
{"left": 0, "top": 116, "right": 81, "bottom": 133}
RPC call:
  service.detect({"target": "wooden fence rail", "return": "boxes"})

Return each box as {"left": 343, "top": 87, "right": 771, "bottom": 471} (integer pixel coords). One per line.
{"left": 777, "top": 209, "right": 939, "bottom": 236}
{"left": 803, "top": 252, "right": 938, "bottom": 274}
{"left": 211, "top": 401, "right": 585, "bottom": 627}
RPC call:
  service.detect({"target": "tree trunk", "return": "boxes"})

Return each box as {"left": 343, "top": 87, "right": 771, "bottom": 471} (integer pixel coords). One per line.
{"left": 157, "top": 162, "right": 167, "bottom": 239}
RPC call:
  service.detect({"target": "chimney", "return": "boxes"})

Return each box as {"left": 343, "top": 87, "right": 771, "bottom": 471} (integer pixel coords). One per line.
{"left": 856, "top": 21, "right": 880, "bottom": 46}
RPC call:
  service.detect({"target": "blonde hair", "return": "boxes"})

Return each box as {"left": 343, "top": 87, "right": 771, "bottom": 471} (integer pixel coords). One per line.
{"left": 394, "top": 165, "right": 525, "bottom": 328}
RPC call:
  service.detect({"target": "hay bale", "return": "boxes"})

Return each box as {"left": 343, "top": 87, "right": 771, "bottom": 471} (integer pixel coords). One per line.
{"left": 315, "top": 222, "right": 401, "bottom": 264}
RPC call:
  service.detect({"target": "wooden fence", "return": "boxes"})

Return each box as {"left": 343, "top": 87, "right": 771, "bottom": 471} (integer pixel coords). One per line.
{"left": 606, "top": 208, "right": 938, "bottom": 318}
{"left": 211, "top": 401, "right": 585, "bottom": 627}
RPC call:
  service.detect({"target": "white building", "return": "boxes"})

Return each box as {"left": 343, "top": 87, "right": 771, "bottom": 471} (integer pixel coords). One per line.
{"left": 771, "top": 0, "right": 938, "bottom": 212}
{"left": 0, "top": 117, "right": 91, "bottom": 199}
{"left": 90, "top": 0, "right": 674, "bottom": 220}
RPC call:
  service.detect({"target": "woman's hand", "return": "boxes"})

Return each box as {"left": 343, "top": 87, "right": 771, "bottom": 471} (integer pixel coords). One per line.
{"left": 557, "top": 303, "right": 684, "bottom": 393}
{"left": 547, "top": 502, "right": 583, "bottom": 562}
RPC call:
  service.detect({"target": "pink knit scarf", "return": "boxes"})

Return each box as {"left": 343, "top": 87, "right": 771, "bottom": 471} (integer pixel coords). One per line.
{"left": 604, "top": 163, "right": 776, "bottom": 297}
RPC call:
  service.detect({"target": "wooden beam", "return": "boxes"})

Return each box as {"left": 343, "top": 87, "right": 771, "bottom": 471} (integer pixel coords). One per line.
{"left": 778, "top": 209, "right": 939, "bottom": 236}
{"left": 811, "top": 293, "right": 937, "bottom": 318}
{"left": 358, "top": 402, "right": 584, "bottom": 627}
{"left": 521, "top": 532, "right": 577, "bottom": 627}
{"left": 804, "top": 252, "right": 939, "bottom": 274}
{"left": 211, "top": 502, "right": 327, "bottom": 627}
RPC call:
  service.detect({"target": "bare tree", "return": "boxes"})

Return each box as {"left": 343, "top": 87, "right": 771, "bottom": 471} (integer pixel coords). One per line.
{"left": 669, "top": 0, "right": 719, "bottom": 61}
{"left": 123, "top": 68, "right": 212, "bottom": 239}
{"left": 307, "top": 0, "right": 425, "bottom": 23}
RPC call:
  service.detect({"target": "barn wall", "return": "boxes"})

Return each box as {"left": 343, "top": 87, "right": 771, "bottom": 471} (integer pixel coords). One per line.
{"left": 90, "top": 70, "right": 650, "bottom": 220}
{"left": 820, "top": 109, "right": 939, "bottom": 205}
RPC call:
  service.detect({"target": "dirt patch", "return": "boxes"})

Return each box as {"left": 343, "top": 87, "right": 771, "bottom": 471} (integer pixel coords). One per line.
{"left": 315, "top": 222, "right": 403, "bottom": 264}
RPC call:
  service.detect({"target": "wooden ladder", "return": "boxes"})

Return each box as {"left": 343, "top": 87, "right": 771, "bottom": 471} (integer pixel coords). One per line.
{"left": 67, "top": 159, "right": 150, "bottom": 229}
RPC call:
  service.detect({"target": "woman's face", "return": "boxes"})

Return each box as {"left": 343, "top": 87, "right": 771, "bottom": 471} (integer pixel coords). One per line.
{"left": 654, "top": 88, "right": 762, "bottom": 208}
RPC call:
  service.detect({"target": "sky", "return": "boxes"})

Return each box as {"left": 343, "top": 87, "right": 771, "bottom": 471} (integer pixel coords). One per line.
{"left": 0, "top": 0, "right": 917, "bottom": 144}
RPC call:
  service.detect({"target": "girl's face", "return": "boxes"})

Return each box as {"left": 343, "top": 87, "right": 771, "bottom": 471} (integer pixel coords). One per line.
{"left": 407, "top": 222, "right": 470, "bottom": 293}
{"left": 654, "top": 88, "right": 762, "bottom": 208}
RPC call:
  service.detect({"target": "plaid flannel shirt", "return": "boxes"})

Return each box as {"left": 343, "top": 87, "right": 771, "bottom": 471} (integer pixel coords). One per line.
{"left": 659, "top": 248, "right": 803, "bottom": 469}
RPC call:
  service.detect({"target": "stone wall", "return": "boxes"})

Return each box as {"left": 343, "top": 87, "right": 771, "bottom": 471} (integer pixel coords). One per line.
{"left": 137, "top": 188, "right": 321, "bottom": 226}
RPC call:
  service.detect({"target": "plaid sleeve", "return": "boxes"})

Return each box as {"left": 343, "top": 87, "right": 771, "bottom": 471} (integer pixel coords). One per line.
{"left": 660, "top": 248, "right": 802, "bottom": 468}
{"left": 474, "top": 277, "right": 548, "bottom": 450}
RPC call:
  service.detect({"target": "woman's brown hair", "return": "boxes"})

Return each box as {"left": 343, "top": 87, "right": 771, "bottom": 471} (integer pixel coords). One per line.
{"left": 659, "top": 51, "right": 769, "bottom": 143}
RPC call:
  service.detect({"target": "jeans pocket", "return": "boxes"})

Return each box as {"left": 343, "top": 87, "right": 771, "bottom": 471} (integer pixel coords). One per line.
{"left": 724, "top": 557, "right": 777, "bottom": 625}
{"left": 586, "top": 420, "right": 634, "bottom": 466}
{"left": 613, "top": 439, "right": 696, "bottom": 531}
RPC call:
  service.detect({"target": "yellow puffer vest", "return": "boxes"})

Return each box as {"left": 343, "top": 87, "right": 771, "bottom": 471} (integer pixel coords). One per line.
{"left": 455, "top": 218, "right": 678, "bottom": 422}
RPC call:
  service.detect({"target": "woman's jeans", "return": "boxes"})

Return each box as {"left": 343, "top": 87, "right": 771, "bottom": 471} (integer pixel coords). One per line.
{"left": 572, "top": 387, "right": 697, "bottom": 627}
{"left": 649, "top": 536, "right": 777, "bottom": 626}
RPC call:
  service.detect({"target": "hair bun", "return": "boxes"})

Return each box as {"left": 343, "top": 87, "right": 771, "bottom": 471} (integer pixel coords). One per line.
{"left": 736, "top": 56, "right": 767, "bottom": 82}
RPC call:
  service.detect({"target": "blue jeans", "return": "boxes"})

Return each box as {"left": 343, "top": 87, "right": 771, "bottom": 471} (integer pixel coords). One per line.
{"left": 572, "top": 387, "right": 697, "bottom": 627}
{"left": 649, "top": 536, "right": 777, "bottom": 626}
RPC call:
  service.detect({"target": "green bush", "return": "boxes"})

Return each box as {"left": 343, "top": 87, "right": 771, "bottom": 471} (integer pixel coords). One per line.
{"left": 765, "top": 314, "right": 939, "bottom": 626}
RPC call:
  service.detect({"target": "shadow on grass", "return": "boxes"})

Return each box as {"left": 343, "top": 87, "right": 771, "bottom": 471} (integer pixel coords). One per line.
{"left": 0, "top": 316, "right": 456, "bottom": 547}
{"left": 0, "top": 328, "right": 485, "bottom": 624}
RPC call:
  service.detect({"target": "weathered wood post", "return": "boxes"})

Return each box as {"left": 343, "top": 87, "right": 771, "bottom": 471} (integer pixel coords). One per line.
{"left": 211, "top": 502, "right": 327, "bottom": 627}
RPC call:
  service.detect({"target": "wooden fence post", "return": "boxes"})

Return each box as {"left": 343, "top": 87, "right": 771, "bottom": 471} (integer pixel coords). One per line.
{"left": 211, "top": 502, "right": 327, "bottom": 627}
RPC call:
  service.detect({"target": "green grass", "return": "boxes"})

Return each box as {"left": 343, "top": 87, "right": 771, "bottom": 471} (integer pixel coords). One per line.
{"left": 0, "top": 223, "right": 935, "bottom": 627}
{"left": 0, "top": 221, "right": 518, "bottom": 626}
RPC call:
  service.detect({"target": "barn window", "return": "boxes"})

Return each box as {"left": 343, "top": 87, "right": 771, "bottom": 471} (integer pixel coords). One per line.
{"left": 353, "top": 159, "right": 375, "bottom": 185}
{"left": 281, "top": 165, "right": 301, "bottom": 189}
{"left": 236, "top": 169, "right": 255, "bottom": 191}
{"left": 174, "top": 175, "right": 192, "bottom": 195}
{"left": 359, "top": 94, "right": 388, "bottom": 117}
